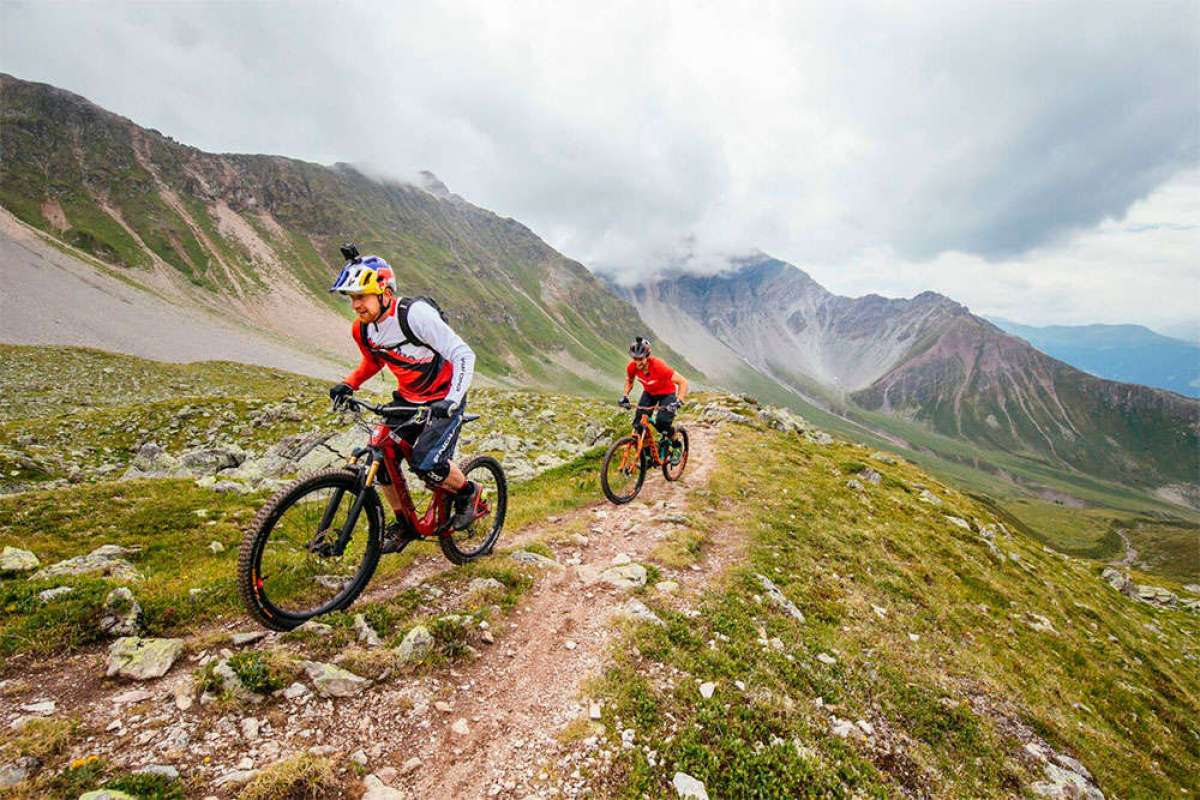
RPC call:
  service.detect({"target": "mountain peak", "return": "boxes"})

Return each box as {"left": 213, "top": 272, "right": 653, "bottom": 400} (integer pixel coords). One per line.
{"left": 418, "top": 170, "right": 452, "bottom": 199}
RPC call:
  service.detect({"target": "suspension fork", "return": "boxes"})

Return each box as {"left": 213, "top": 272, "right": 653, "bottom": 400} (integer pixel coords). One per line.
{"left": 330, "top": 449, "right": 380, "bottom": 556}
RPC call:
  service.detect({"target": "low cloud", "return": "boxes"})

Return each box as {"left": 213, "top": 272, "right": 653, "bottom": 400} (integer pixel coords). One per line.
{"left": 1, "top": 1, "right": 1196, "bottom": 328}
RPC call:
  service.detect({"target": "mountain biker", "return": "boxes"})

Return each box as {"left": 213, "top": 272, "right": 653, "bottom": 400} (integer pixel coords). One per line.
{"left": 326, "top": 250, "right": 482, "bottom": 547}
{"left": 620, "top": 336, "right": 688, "bottom": 462}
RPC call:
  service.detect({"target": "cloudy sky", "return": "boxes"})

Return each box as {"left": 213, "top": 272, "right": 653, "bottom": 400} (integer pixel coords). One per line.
{"left": 3, "top": 1, "right": 1197, "bottom": 337}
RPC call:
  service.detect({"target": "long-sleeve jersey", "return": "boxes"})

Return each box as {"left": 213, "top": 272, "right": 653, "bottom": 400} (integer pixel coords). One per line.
{"left": 344, "top": 299, "right": 475, "bottom": 404}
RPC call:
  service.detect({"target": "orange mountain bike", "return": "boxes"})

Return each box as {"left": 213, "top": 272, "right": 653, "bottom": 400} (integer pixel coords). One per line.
{"left": 600, "top": 402, "right": 689, "bottom": 504}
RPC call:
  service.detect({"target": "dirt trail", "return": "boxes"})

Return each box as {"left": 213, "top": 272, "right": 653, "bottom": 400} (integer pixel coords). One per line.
{"left": 405, "top": 423, "right": 729, "bottom": 798}
{"left": 0, "top": 423, "right": 736, "bottom": 798}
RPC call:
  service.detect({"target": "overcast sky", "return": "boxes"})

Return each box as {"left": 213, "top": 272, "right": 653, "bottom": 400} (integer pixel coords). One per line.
{"left": 3, "top": 1, "right": 1197, "bottom": 337}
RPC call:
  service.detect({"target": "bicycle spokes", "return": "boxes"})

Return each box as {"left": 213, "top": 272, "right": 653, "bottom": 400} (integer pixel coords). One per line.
{"left": 257, "top": 484, "right": 372, "bottom": 615}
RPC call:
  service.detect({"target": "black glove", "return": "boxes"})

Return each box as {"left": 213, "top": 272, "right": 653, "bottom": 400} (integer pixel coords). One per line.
{"left": 667, "top": 400, "right": 683, "bottom": 412}
{"left": 329, "top": 382, "right": 353, "bottom": 409}
{"left": 619, "top": 395, "right": 631, "bottom": 409}
{"left": 429, "top": 398, "right": 459, "bottom": 418}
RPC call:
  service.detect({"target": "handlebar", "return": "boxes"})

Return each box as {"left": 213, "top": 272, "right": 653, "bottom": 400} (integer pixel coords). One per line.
{"left": 341, "top": 397, "right": 429, "bottom": 417}
{"left": 620, "top": 401, "right": 685, "bottom": 411}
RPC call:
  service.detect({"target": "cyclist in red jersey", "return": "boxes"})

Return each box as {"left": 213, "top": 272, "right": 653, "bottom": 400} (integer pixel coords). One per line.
{"left": 620, "top": 336, "right": 688, "bottom": 462}
{"left": 326, "top": 248, "right": 482, "bottom": 547}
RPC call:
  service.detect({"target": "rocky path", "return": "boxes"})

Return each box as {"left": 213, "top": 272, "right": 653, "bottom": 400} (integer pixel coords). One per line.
{"left": 1, "top": 423, "right": 735, "bottom": 798}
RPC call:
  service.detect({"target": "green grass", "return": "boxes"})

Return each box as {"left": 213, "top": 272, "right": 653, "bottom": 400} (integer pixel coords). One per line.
{"left": 591, "top": 419, "right": 1200, "bottom": 798}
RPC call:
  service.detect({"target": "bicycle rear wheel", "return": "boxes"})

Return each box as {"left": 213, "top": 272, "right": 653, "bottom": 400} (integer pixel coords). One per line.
{"left": 440, "top": 455, "right": 507, "bottom": 565}
{"left": 601, "top": 435, "right": 646, "bottom": 504}
{"left": 662, "top": 426, "right": 690, "bottom": 482}
{"left": 238, "top": 469, "right": 382, "bottom": 631}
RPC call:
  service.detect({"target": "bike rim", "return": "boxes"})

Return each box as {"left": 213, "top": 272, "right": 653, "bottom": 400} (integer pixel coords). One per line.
{"left": 254, "top": 482, "right": 374, "bottom": 620}
{"left": 605, "top": 439, "right": 643, "bottom": 500}
{"left": 664, "top": 431, "right": 689, "bottom": 480}
{"left": 449, "top": 460, "right": 504, "bottom": 556}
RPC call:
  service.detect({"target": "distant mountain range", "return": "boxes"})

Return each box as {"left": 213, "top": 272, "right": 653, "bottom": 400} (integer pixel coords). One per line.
{"left": 623, "top": 257, "right": 1199, "bottom": 493}
{"left": 0, "top": 73, "right": 692, "bottom": 395}
{"left": 988, "top": 318, "right": 1200, "bottom": 399}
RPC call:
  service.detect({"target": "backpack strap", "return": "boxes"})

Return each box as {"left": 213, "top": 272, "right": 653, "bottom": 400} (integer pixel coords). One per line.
{"left": 395, "top": 296, "right": 429, "bottom": 350}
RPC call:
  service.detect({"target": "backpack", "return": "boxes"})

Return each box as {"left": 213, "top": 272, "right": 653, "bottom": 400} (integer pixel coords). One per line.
{"left": 359, "top": 296, "right": 449, "bottom": 355}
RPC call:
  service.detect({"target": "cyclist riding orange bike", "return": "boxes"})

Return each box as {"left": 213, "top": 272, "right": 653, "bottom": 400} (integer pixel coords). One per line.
{"left": 620, "top": 336, "right": 688, "bottom": 465}
{"left": 327, "top": 244, "right": 483, "bottom": 551}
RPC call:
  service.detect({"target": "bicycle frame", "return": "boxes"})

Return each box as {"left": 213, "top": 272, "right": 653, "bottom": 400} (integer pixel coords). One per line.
{"left": 622, "top": 404, "right": 670, "bottom": 469}
{"left": 365, "top": 421, "right": 454, "bottom": 538}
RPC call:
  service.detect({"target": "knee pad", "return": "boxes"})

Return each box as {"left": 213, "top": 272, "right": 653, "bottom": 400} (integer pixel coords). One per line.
{"left": 413, "top": 464, "right": 450, "bottom": 485}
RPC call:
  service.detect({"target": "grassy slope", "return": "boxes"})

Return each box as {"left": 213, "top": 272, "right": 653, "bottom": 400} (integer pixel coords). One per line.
{"left": 593, "top": 409, "right": 1200, "bottom": 798}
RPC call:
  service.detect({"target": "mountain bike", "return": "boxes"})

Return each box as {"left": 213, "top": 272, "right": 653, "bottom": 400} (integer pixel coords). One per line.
{"left": 237, "top": 397, "right": 506, "bottom": 631}
{"left": 600, "top": 402, "right": 689, "bottom": 504}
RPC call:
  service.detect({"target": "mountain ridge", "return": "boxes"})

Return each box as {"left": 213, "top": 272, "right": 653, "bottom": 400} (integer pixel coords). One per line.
{"left": 623, "top": 256, "right": 1199, "bottom": 494}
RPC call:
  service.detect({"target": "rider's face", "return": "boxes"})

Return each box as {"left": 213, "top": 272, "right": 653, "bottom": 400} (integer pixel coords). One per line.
{"left": 350, "top": 293, "right": 383, "bottom": 322}
{"left": 633, "top": 356, "right": 649, "bottom": 370}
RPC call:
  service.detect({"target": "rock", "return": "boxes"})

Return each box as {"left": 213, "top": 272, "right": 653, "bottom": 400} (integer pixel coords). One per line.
{"left": 79, "top": 791, "right": 139, "bottom": 800}
{"left": 805, "top": 431, "right": 833, "bottom": 446}
{"left": 350, "top": 749, "right": 368, "bottom": 766}
{"left": 395, "top": 625, "right": 433, "bottom": 662}
{"left": 293, "top": 621, "right": 334, "bottom": 637}
{"left": 241, "top": 718, "right": 261, "bottom": 740}
{"left": 871, "top": 451, "right": 900, "bottom": 465}
{"left": 300, "top": 660, "right": 370, "bottom": 698}
{"left": 918, "top": 489, "right": 942, "bottom": 505}
{"left": 136, "top": 764, "right": 180, "bottom": 780}
{"left": 756, "top": 406, "right": 810, "bottom": 435}
{"left": 589, "top": 701, "right": 602, "bottom": 720}
{"left": 846, "top": 479, "right": 864, "bottom": 491}
{"left": 0, "top": 546, "right": 39, "bottom": 574}
{"left": 400, "top": 757, "right": 422, "bottom": 775}
{"left": 179, "top": 444, "right": 246, "bottom": 476}
{"left": 480, "top": 629, "right": 495, "bottom": 644}
{"left": 283, "top": 682, "right": 309, "bottom": 701}
{"left": 611, "top": 552, "right": 633, "bottom": 566}
{"left": 33, "top": 545, "right": 142, "bottom": 582}
{"left": 510, "top": 550, "right": 560, "bottom": 568}
{"left": 1025, "top": 613, "right": 1057, "bottom": 635}
{"left": 1136, "top": 584, "right": 1179, "bottom": 608}
{"left": 362, "top": 774, "right": 406, "bottom": 799}
{"left": 856, "top": 720, "right": 875, "bottom": 736}
{"left": 214, "top": 769, "right": 259, "bottom": 787}
{"left": 564, "top": 640, "right": 577, "bottom": 650}
{"left": 617, "top": 598, "right": 663, "bottom": 626}
{"left": 38, "top": 586, "right": 74, "bottom": 602}
{"left": 755, "top": 574, "right": 806, "bottom": 622}
{"left": 450, "top": 718, "right": 470, "bottom": 736}
{"left": 699, "top": 682, "right": 716, "bottom": 699}
{"left": 99, "top": 587, "right": 142, "bottom": 637}
{"left": 354, "top": 614, "right": 382, "bottom": 647}
{"left": 860, "top": 468, "right": 882, "bottom": 485}
{"left": 20, "top": 700, "right": 55, "bottom": 715}
{"left": 122, "top": 442, "right": 184, "bottom": 479}
{"left": 1025, "top": 742, "right": 1104, "bottom": 799}
{"left": 212, "top": 658, "right": 262, "bottom": 704}
{"left": 106, "top": 637, "right": 185, "bottom": 680}
{"left": 208, "top": 541, "right": 224, "bottom": 554}
{"left": 0, "top": 756, "right": 37, "bottom": 789}
{"left": 945, "top": 516, "right": 972, "bottom": 530}
{"left": 570, "top": 533, "right": 590, "bottom": 547}
{"left": 672, "top": 771, "right": 710, "bottom": 799}
{"left": 655, "top": 580, "right": 679, "bottom": 594}
{"left": 816, "top": 652, "right": 837, "bottom": 666}
{"left": 829, "top": 717, "right": 862, "bottom": 739}
{"left": 111, "top": 689, "right": 151, "bottom": 705}
{"left": 230, "top": 631, "right": 267, "bottom": 646}
{"left": 597, "top": 563, "right": 647, "bottom": 590}
{"left": 466, "top": 577, "right": 506, "bottom": 595}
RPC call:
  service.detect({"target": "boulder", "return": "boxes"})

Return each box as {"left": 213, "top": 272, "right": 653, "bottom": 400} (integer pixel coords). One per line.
{"left": 395, "top": 625, "right": 434, "bottom": 663}
{"left": 362, "top": 774, "right": 407, "bottom": 800}
{"left": 354, "top": 614, "right": 382, "bottom": 647}
{"left": 510, "top": 550, "right": 560, "bottom": 568}
{"left": 597, "top": 563, "right": 647, "bottom": 590}
{"left": 300, "top": 660, "right": 370, "bottom": 698}
{"left": 755, "top": 573, "right": 806, "bottom": 622}
{"left": 672, "top": 772, "right": 710, "bottom": 800}
{"left": 106, "top": 637, "right": 184, "bottom": 680}
{"left": 38, "top": 586, "right": 74, "bottom": 602}
{"left": 179, "top": 444, "right": 247, "bottom": 476}
{"left": 33, "top": 545, "right": 142, "bottom": 582}
{"left": 99, "top": 587, "right": 142, "bottom": 637}
{"left": 616, "top": 598, "right": 663, "bottom": 626}
{"left": 122, "top": 442, "right": 185, "bottom": 479}
{"left": 466, "top": 577, "right": 506, "bottom": 595}
{"left": 0, "top": 756, "right": 38, "bottom": 789}
{"left": 0, "top": 546, "right": 39, "bottom": 574}
{"left": 79, "top": 791, "right": 139, "bottom": 800}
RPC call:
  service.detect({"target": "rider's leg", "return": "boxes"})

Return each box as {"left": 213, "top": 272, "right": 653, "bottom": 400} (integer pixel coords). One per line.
{"left": 632, "top": 390, "right": 654, "bottom": 433}
{"left": 653, "top": 393, "right": 678, "bottom": 437}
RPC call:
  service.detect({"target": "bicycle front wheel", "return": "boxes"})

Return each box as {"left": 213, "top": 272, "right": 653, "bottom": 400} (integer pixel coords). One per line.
{"left": 238, "top": 469, "right": 383, "bottom": 631}
{"left": 601, "top": 435, "right": 645, "bottom": 504}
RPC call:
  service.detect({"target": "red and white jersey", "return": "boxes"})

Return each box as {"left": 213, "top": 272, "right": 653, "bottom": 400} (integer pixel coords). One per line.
{"left": 345, "top": 299, "right": 475, "bottom": 404}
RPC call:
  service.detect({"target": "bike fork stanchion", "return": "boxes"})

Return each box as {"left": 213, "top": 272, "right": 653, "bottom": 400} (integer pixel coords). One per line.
{"left": 333, "top": 459, "right": 377, "bottom": 556}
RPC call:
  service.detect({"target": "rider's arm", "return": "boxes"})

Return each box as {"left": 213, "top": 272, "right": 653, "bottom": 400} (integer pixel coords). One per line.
{"left": 623, "top": 362, "right": 635, "bottom": 397}
{"left": 672, "top": 372, "right": 688, "bottom": 401}
{"left": 345, "top": 324, "right": 384, "bottom": 390}
{"left": 408, "top": 301, "right": 475, "bottom": 405}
